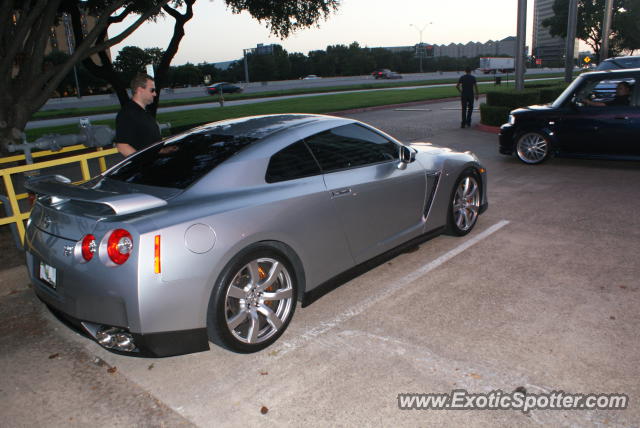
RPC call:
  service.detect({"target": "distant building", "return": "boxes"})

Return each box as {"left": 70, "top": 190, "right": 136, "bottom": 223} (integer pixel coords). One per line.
{"left": 375, "top": 37, "right": 526, "bottom": 59}
{"left": 46, "top": 12, "right": 111, "bottom": 62}
{"left": 533, "top": 0, "right": 577, "bottom": 64}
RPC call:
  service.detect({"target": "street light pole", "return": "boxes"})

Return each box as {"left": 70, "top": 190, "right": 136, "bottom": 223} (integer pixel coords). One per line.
{"left": 63, "top": 13, "right": 81, "bottom": 98}
{"left": 600, "top": 0, "right": 614, "bottom": 61}
{"left": 564, "top": 0, "right": 578, "bottom": 83}
{"left": 243, "top": 48, "right": 251, "bottom": 84}
{"left": 410, "top": 23, "right": 432, "bottom": 73}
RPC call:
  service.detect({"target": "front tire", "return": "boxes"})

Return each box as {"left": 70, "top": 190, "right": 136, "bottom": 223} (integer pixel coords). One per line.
{"left": 515, "top": 131, "right": 550, "bottom": 164}
{"left": 207, "top": 245, "right": 297, "bottom": 353}
{"left": 446, "top": 170, "right": 481, "bottom": 236}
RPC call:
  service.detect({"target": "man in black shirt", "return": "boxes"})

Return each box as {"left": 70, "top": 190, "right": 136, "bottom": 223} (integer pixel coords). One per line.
{"left": 115, "top": 73, "right": 161, "bottom": 156}
{"left": 456, "top": 67, "right": 479, "bottom": 128}
{"left": 583, "top": 81, "right": 631, "bottom": 107}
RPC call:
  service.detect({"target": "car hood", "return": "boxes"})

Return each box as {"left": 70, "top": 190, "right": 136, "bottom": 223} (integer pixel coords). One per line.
{"left": 512, "top": 104, "right": 555, "bottom": 114}
{"left": 408, "top": 141, "right": 451, "bottom": 154}
{"left": 510, "top": 104, "right": 559, "bottom": 118}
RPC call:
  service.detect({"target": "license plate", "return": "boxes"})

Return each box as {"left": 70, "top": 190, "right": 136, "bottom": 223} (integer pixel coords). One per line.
{"left": 39, "top": 262, "right": 57, "bottom": 289}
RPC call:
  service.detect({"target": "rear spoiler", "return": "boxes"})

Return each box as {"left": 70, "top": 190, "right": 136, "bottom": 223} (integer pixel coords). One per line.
{"left": 24, "top": 175, "right": 167, "bottom": 215}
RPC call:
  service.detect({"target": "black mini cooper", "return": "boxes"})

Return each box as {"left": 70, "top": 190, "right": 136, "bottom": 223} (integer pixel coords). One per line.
{"left": 499, "top": 68, "right": 640, "bottom": 164}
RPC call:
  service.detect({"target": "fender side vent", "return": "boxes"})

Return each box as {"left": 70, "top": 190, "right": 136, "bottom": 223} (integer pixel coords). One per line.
{"left": 423, "top": 172, "right": 441, "bottom": 218}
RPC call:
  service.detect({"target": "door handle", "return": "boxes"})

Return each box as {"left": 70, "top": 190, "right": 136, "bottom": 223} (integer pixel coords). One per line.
{"left": 614, "top": 116, "right": 629, "bottom": 120}
{"left": 331, "top": 188, "right": 352, "bottom": 198}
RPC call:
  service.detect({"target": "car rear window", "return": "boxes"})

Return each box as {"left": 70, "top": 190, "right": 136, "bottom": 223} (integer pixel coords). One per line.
{"left": 107, "top": 115, "right": 317, "bottom": 189}
{"left": 107, "top": 132, "right": 257, "bottom": 189}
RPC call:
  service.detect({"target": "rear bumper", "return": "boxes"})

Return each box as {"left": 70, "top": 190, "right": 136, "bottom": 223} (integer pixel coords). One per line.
{"left": 25, "top": 225, "right": 210, "bottom": 358}
{"left": 43, "top": 300, "right": 209, "bottom": 357}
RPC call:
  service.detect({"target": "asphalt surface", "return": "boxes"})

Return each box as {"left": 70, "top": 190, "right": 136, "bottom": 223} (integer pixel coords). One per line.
{"left": 2, "top": 99, "right": 639, "bottom": 427}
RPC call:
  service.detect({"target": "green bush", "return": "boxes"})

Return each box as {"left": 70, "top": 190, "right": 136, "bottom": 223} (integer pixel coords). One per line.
{"left": 539, "top": 86, "right": 567, "bottom": 104}
{"left": 485, "top": 90, "right": 540, "bottom": 110}
{"left": 480, "top": 103, "right": 512, "bottom": 126}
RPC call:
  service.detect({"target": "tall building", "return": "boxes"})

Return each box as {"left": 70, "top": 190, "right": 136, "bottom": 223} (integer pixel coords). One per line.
{"left": 46, "top": 12, "right": 111, "bottom": 62}
{"left": 533, "top": 0, "right": 577, "bottom": 64}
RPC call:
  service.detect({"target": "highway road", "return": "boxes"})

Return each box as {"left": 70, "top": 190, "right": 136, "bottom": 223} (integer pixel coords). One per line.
{"left": 28, "top": 70, "right": 566, "bottom": 130}
{"left": 39, "top": 68, "right": 566, "bottom": 111}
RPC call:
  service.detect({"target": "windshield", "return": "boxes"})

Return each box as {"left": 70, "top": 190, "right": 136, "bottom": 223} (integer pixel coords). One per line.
{"left": 551, "top": 76, "right": 585, "bottom": 108}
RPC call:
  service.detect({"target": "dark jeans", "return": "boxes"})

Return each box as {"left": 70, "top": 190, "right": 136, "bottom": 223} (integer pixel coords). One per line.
{"left": 461, "top": 96, "right": 474, "bottom": 125}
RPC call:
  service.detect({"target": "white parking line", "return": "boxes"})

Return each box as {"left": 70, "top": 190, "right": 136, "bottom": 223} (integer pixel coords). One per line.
{"left": 274, "top": 220, "right": 510, "bottom": 357}
{"left": 394, "top": 108, "right": 433, "bottom": 112}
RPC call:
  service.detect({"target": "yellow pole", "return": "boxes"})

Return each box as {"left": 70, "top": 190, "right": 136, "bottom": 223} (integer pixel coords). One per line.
{"left": 2, "top": 174, "right": 26, "bottom": 244}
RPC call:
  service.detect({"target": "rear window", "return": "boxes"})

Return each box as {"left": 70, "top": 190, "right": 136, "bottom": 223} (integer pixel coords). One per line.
{"left": 107, "top": 132, "right": 256, "bottom": 189}
{"left": 107, "top": 115, "right": 317, "bottom": 188}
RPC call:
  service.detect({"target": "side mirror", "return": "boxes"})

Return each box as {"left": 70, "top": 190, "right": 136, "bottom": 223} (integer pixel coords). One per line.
{"left": 400, "top": 146, "right": 416, "bottom": 163}
{"left": 398, "top": 146, "right": 416, "bottom": 169}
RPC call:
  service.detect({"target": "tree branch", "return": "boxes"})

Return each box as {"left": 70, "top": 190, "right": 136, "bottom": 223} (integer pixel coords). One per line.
{"left": 0, "top": 0, "right": 54, "bottom": 77}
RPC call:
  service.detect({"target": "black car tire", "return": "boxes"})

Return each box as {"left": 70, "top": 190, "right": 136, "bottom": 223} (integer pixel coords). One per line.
{"left": 207, "top": 244, "right": 298, "bottom": 353}
{"left": 515, "top": 131, "right": 551, "bottom": 165}
{"left": 446, "top": 169, "right": 481, "bottom": 236}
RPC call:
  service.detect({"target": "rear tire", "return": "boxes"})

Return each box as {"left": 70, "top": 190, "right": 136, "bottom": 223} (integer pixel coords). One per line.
{"left": 207, "top": 244, "right": 297, "bottom": 353}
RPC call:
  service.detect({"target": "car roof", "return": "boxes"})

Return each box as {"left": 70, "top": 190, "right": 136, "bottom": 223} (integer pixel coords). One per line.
{"left": 602, "top": 55, "right": 640, "bottom": 61}
{"left": 580, "top": 68, "right": 640, "bottom": 78}
{"left": 163, "top": 114, "right": 353, "bottom": 157}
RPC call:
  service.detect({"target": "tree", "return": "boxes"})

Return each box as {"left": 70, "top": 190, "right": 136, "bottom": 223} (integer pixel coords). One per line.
{"left": 1, "top": 0, "right": 339, "bottom": 150}
{"left": 1, "top": 0, "right": 171, "bottom": 151}
{"left": 542, "top": 0, "right": 640, "bottom": 58}
{"left": 113, "top": 46, "right": 152, "bottom": 83}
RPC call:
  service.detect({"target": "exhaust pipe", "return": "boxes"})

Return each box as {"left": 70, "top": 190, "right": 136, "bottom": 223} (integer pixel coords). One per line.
{"left": 81, "top": 322, "right": 137, "bottom": 352}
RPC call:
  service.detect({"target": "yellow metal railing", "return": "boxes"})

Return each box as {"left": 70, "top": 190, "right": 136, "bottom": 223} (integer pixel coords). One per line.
{"left": 0, "top": 147, "right": 118, "bottom": 245}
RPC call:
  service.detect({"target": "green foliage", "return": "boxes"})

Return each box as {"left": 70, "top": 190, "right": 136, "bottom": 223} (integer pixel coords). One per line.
{"left": 542, "top": 0, "right": 639, "bottom": 57}
{"left": 539, "top": 86, "right": 567, "bottom": 103}
{"left": 486, "top": 90, "right": 541, "bottom": 110}
{"left": 479, "top": 104, "right": 512, "bottom": 126}
{"left": 224, "top": 0, "right": 339, "bottom": 38}
{"left": 481, "top": 82, "right": 569, "bottom": 125}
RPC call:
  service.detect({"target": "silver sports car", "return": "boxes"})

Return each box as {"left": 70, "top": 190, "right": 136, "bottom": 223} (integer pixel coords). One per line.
{"left": 24, "top": 114, "right": 488, "bottom": 357}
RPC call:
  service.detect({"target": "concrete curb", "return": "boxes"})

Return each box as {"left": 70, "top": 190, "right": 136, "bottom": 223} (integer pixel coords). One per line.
{"left": 0, "top": 265, "right": 30, "bottom": 297}
{"left": 475, "top": 123, "right": 500, "bottom": 134}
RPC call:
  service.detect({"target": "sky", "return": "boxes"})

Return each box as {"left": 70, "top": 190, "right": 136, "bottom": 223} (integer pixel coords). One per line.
{"left": 109, "top": 0, "right": 536, "bottom": 65}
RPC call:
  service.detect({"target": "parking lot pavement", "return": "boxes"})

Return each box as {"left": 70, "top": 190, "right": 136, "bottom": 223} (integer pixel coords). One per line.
{"left": 2, "top": 100, "right": 639, "bottom": 426}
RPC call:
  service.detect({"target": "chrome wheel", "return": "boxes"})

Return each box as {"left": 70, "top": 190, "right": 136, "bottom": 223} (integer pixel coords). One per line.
{"left": 516, "top": 132, "right": 549, "bottom": 164}
{"left": 224, "top": 257, "right": 295, "bottom": 345}
{"left": 451, "top": 175, "right": 480, "bottom": 234}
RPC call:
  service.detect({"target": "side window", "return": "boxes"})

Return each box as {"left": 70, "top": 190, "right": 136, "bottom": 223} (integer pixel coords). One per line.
{"left": 304, "top": 124, "right": 399, "bottom": 173}
{"left": 266, "top": 141, "right": 322, "bottom": 183}
{"left": 590, "top": 78, "right": 636, "bottom": 105}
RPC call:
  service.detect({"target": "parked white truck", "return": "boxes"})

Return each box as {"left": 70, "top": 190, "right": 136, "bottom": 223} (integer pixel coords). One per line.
{"left": 479, "top": 57, "right": 515, "bottom": 74}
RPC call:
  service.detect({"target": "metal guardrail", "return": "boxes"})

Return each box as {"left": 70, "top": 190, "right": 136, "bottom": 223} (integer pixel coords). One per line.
{"left": 0, "top": 147, "right": 118, "bottom": 248}
{"left": 1, "top": 121, "right": 170, "bottom": 248}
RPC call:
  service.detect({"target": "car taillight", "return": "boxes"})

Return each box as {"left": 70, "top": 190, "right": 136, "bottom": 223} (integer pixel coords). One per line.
{"left": 154, "top": 235, "right": 161, "bottom": 274}
{"left": 81, "top": 234, "right": 97, "bottom": 261}
{"left": 107, "top": 229, "right": 133, "bottom": 265}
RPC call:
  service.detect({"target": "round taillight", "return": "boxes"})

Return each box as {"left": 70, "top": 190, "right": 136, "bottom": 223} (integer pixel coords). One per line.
{"left": 107, "top": 229, "right": 133, "bottom": 265}
{"left": 81, "top": 234, "right": 96, "bottom": 261}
